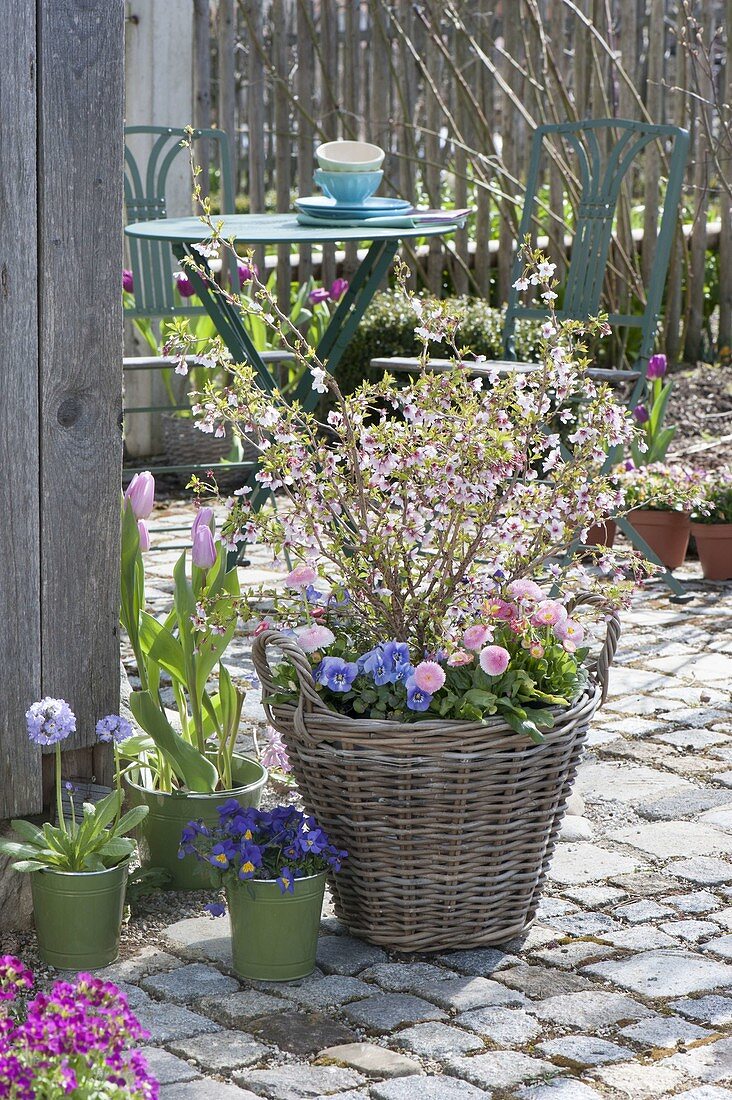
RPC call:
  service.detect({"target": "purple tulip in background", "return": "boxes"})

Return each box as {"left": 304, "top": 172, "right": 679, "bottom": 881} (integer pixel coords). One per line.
{"left": 646, "top": 353, "right": 667, "bottom": 380}
{"left": 137, "top": 519, "right": 150, "bottom": 552}
{"left": 308, "top": 287, "right": 330, "bottom": 304}
{"left": 191, "top": 506, "right": 215, "bottom": 541}
{"left": 632, "top": 404, "right": 650, "bottom": 424}
{"left": 122, "top": 269, "right": 134, "bottom": 294}
{"left": 192, "top": 523, "right": 217, "bottom": 569}
{"left": 124, "top": 470, "right": 155, "bottom": 519}
{"left": 238, "top": 260, "right": 258, "bottom": 286}
{"left": 175, "top": 270, "right": 196, "bottom": 298}
{"left": 329, "top": 277, "right": 349, "bottom": 302}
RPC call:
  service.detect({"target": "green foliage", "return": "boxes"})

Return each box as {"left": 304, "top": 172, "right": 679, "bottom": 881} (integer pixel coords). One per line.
{"left": 0, "top": 792, "right": 148, "bottom": 874}
{"left": 336, "top": 290, "right": 542, "bottom": 395}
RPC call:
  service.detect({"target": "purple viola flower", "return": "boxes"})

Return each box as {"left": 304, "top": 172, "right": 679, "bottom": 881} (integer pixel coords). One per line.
{"left": 191, "top": 523, "right": 217, "bottom": 569}
{"left": 122, "top": 269, "right": 134, "bottom": 294}
{"left": 124, "top": 470, "right": 155, "bottom": 520}
{"left": 647, "top": 353, "right": 667, "bottom": 380}
{"left": 405, "top": 676, "right": 432, "bottom": 712}
{"left": 205, "top": 902, "right": 226, "bottom": 917}
{"left": 308, "top": 287, "right": 330, "bottom": 304}
{"left": 26, "top": 698, "right": 76, "bottom": 746}
{"left": 296, "top": 826, "right": 328, "bottom": 855}
{"left": 329, "top": 277, "right": 349, "bottom": 302}
{"left": 632, "top": 404, "right": 650, "bottom": 424}
{"left": 383, "top": 641, "right": 412, "bottom": 681}
{"left": 174, "top": 270, "right": 196, "bottom": 298}
{"left": 316, "top": 656, "right": 359, "bottom": 692}
{"left": 305, "top": 583, "right": 325, "bottom": 604}
{"left": 277, "top": 866, "right": 295, "bottom": 894}
{"left": 361, "top": 646, "right": 393, "bottom": 686}
{"left": 96, "top": 714, "right": 133, "bottom": 745}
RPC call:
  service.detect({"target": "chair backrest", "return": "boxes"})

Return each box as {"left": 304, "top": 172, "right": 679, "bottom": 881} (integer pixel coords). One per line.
{"left": 502, "top": 119, "right": 689, "bottom": 395}
{"left": 124, "top": 125, "right": 236, "bottom": 318}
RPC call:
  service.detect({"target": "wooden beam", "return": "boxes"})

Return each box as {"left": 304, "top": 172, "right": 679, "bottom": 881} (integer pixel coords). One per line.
{"left": 0, "top": 5, "right": 42, "bottom": 817}
{"left": 37, "top": 0, "right": 124, "bottom": 770}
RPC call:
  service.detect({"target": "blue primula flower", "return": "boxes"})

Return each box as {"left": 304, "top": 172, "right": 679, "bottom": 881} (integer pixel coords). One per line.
{"left": 406, "top": 675, "right": 432, "bottom": 712}
{"left": 316, "top": 656, "right": 359, "bottom": 692}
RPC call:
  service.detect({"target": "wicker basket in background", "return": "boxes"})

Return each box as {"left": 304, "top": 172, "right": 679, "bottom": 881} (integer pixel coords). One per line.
{"left": 161, "top": 413, "right": 258, "bottom": 491}
{"left": 252, "top": 594, "right": 620, "bottom": 953}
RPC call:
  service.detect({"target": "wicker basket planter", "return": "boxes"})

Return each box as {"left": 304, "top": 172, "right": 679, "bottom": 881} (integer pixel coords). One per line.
{"left": 252, "top": 597, "right": 620, "bottom": 953}
{"left": 162, "top": 414, "right": 258, "bottom": 491}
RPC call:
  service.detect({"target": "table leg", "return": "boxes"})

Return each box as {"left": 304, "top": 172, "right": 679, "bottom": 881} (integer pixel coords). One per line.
{"left": 173, "top": 242, "right": 276, "bottom": 393}
{"left": 294, "top": 238, "right": 400, "bottom": 410}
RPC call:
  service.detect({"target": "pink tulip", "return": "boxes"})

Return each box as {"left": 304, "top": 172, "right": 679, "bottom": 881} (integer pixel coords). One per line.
{"left": 137, "top": 520, "right": 150, "bottom": 552}
{"left": 124, "top": 471, "right": 155, "bottom": 519}
{"left": 191, "top": 524, "right": 217, "bottom": 569}
{"left": 308, "top": 287, "right": 330, "bottom": 304}
{"left": 192, "top": 507, "right": 215, "bottom": 541}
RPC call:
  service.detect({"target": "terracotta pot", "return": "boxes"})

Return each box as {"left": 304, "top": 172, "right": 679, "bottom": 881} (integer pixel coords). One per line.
{"left": 628, "top": 509, "right": 690, "bottom": 571}
{"left": 585, "top": 519, "right": 617, "bottom": 548}
{"left": 690, "top": 522, "right": 732, "bottom": 581}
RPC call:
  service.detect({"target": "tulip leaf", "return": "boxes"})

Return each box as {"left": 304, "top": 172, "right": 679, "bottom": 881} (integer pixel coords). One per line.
{"left": 139, "top": 611, "right": 187, "bottom": 684}
{"left": 129, "top": 691, "right": 218, "bottom": 793}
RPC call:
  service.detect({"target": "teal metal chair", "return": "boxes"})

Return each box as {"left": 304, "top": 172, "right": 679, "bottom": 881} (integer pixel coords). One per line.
{"left": 124, "top": 125, "right": 236, "bottom": 317}
{"left": 373, "top": 119, "right": 691, "bottom": 597}
{"left": 503, "top": 120, "right": 690, "bottom": 409}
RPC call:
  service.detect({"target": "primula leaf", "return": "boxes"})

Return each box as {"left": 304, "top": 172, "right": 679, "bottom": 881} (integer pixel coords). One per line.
{"left": 0, "top": 840, "right": 40, "bottom": 859}
{"left": 114, "top": 805, "right": 150, "bottom": 836}
{"left": 463, "top": 688, "right": 498, "bottom": 712}
{"left": 11, "top": 859, "right": 49, "bottom": 873}
{"left": 97, "top": 836, "right": 136, "bottom": 865}
{"left": 129, "top": 690, "right": 218, "bottom": 793}
{"left": 7, "top": 820, "right": 44, "bottom": 846}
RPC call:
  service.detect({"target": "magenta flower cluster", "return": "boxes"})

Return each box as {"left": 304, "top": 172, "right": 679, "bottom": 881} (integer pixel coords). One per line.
{"left": 0, "top": 960, "right": 158, "bottom": 1098}
{"left": 308, "top": 278, "right": 348, "bottom": 304}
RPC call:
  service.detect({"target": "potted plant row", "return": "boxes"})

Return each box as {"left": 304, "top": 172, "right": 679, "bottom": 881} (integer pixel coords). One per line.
{"left": 181, "top": 801, "right": 346, "bottom": 980}
{"left": 168, "top": 239, "right": 640, "bottom": 951}
{"left": 0, "top": 702, "right": 148, "bottom": 969}
{"left": 617, "top": 461, "right": 707, "bottom": 571}
{"left": 120, "top": 474, "right": 267, "bottom": 889}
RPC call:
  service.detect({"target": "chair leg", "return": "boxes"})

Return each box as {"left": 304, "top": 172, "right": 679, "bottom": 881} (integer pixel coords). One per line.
{"left": 615, "top": 516, "right": 693, "bottom": 602}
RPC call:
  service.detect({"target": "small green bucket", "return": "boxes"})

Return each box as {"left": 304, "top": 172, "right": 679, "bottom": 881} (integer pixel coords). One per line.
{"left": 126, "top": 754, "right": 268, "bottom": 891}
{"left": 227, "top": 872, "right": 327, "bottom": 981}
{"left": 31, "top": 861, "right": 129, "bottom": 970}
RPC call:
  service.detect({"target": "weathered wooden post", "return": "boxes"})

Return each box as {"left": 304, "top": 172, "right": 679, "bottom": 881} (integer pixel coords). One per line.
{"left": 0, "top": 1, "right": 124, "bottom": 927}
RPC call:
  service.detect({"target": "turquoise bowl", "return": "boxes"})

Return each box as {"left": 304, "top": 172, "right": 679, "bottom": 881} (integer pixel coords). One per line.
{"left": 314, "top": 168, "right": 383, "bottom": 206}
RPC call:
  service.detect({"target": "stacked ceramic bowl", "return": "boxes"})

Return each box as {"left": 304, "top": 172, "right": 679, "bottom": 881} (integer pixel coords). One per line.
{"left": 314, "top": 140, "right": 385, "bottom": 204}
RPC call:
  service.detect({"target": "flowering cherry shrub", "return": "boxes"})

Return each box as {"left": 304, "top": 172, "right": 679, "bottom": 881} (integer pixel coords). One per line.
{"left": 172, "top": 241, "right": 650, "bottom": 738}
{"left": 180, "top": 803, "right": 346, "bottom": 896}
{"left": 0, "top": 958, "right": 157, "bottom": 1098}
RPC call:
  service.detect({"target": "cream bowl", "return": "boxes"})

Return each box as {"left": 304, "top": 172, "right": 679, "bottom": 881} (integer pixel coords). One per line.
{"left": 316, "top": 140, "right": 385, "bottom": 173}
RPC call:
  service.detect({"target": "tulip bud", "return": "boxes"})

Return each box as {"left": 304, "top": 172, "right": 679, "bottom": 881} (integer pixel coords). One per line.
{"left": 124, "top": 471, "right": 155, "bottom": 519}
{"left": 191, "top": 507, "right": 215, "bottom": 542}
{"left": 646, "top": 353, "right": 667, "bottom": 380}
{"left": 137, "top": 519, "right": 151, "bottom": 552}
{"left": 174, "top": 271, "right": 196, "bottom": 298}
{"left": 632, "top": 404, "right": 649, "bottom": 424}
{"left": 122, "top": 269, "right": 134, "bottom": 294}
{"left": 329, "top": 277, "right": 349, "bottom": 302}
{"left": 191, "top": 524, "right": 217, "bottom": 569}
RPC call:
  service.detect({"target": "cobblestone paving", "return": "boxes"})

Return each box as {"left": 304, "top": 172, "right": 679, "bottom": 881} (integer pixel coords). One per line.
{"left": 115, "top": 501, "right": 732, "bottom": 1098}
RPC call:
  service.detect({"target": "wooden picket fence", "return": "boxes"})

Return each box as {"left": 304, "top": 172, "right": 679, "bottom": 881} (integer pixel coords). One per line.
{"left": 190, "top": 0, "right": 731, "bottom": 365}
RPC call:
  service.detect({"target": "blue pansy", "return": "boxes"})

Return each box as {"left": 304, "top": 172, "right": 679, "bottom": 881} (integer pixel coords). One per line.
{"left": 205, "top": 902, "right": 226, "bottom": 917}
{"left": 405, "top": 675, "right": 432, "bottom": 712}
{"left": 277, "top": 866, "right": 295, "bottom": 894}
{"left": 316, "top": 656, "right": 359, "bottom": 692}
{"left": 361, "top": 646, "right": 393, "bottom": 686}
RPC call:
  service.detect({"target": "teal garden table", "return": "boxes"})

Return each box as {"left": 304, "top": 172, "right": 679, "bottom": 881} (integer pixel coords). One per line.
{"left": 124, "top": 213, "right": 458, "bottom": 413}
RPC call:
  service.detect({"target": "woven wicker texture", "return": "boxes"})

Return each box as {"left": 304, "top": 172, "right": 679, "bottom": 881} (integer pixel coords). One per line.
{"left": 252, "top": 594, "right": 620, "bottom": 952}
{"left": 161, "top": 414, "right": 257, "bottom": 489}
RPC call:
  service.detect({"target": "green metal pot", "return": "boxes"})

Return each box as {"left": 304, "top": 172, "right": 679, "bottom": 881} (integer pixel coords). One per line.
{"left": 125, "top": 754, "right": 268, "bottom": 890}
{"left": 227, "top": 871, "right": 327, "bottom": 981}
{"left": 31, "top": 860, "right": 129, "bottom": 970}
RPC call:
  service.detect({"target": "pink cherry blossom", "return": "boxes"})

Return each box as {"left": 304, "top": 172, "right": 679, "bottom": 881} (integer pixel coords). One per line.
{"left": 413, "top": 661, "right": 446, "bottom": 693}
{"left": 462, "top": 624, "right": 492, "bottom": 651}
{"left": 294, "top": 624, "right": 335, "bottom": 653}
{"left": 284, "top": 564, "right": 318, "bottom": 588}
{"left": 479, "top": 645, "right": 511, "bottom": 676}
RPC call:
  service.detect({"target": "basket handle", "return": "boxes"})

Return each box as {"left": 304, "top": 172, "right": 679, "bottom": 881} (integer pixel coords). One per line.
{"left": 251, "top": 629, "right": 329, "bottom": 721}
{"left": 567, "top": 592, "right": 621, "bottom": 706}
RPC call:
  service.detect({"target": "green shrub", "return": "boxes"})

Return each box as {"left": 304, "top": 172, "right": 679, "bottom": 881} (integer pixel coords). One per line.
{"left": 337, "top": 290, "right": 542, "bottom": 394}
